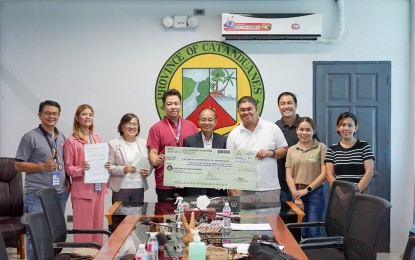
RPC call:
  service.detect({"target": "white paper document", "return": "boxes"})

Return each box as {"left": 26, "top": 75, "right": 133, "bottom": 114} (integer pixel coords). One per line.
{"left": 135, "top": 154, "right": 151, "bottom": 172}
{"left": 230, "top": 223, "right": 272, "bottom": 231}
{"left": 84, "top": 143, "right": 109, "bottom": 183}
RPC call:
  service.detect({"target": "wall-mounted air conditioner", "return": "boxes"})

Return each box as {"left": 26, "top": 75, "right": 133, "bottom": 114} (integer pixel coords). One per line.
{"left": 222, "top": 13, "right": 322, "bottom": 41}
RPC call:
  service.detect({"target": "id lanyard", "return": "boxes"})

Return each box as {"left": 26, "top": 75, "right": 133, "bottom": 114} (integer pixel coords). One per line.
{"left": 41, "top": 130, "right": 62, "bottom": 186}
{"left": 167, "top": 118, "right": 181, "bottom": 146}
{"left": 89, "top": 133, "right": 102, "bottom": 192}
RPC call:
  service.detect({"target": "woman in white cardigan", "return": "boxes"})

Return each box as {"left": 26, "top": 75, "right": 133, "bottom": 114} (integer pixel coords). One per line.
{"left": 107, "top": 113, "right": 152, "bottom": 204}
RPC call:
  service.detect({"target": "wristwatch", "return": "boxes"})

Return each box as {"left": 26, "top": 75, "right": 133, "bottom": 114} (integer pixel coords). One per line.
{"left": 269, "top": 149, "right": 275, "bottom": 158}
{"left": 306, "top": 186, "right": 313, "bottom": 192}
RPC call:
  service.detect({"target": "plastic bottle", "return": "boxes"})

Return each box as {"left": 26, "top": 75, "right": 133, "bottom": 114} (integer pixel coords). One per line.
{"left": 188, "top": 230, "right": 206, "bottom": 260}
{"left": 135, "top": 244, "right": 149, "bottom": 260}
{"left": 222, "top": 202, "right": 232, "bottom": 233}
{"left": 175, "top": 196, "right": 184, "bottom": 224}
{"left": 222, "top": 202, "right": 232, "bottom": 245}
{"left": 146, "top": 232, "right": 159, "bottom": 260}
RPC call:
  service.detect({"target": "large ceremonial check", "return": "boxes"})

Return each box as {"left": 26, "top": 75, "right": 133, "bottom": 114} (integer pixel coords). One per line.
{"left": 163, "top": 146, "right": 257, "bottom": 190}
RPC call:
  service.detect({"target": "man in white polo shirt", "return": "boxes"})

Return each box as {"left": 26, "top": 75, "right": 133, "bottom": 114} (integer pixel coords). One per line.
{"left": 227, "top": 96, "right": 288, "bottom": 208}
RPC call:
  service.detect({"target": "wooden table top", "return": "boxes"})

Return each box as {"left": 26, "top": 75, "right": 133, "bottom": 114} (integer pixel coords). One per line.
{"left": 96, "top": 202, "right": 308, "bottom": 260}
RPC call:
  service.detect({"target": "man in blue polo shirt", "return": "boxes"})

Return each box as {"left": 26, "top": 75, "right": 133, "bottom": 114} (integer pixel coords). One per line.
{"left": 15, "top": 100, "right": 69, "bottom": 260}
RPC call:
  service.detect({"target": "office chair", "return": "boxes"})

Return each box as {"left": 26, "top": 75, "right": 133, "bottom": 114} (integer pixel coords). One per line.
{"left": 25, "top": 212, "right": 96, "bottom": 260}
{"left": 0, "top": 157, "right": 26, "bottom": 259}
{"left": 403, "top": 235, "right": 415, "bottom": 260}
{"left": 0, "top": 231, "right": 9, "bottom": 260}
{"left": 37, "top": 188, "right": 111, "bottom": 255}
{"left": 301, "top": 193, "right": 392, "bottom": 260}
{"left": 286, "top": 180, "right": 358, "bottom": 244}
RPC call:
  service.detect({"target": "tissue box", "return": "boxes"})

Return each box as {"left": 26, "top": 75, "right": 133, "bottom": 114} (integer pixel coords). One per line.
{"left": 184, "top": 208, "right": 216, "bottom": 221}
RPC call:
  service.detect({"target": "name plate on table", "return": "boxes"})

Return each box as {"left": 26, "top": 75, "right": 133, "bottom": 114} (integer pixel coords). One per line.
{"left": 164, "top": 146, "right": 257, "bottom": 190}
{"left": 184, "top": 196, "right": 241, "bottom": 213}
{"left": 209, "top": 196, "right": 241, "bottom": 213}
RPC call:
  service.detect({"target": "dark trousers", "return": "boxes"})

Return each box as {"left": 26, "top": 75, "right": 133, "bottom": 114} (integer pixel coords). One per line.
{"left": 184, "top": 187, "right": 228, "bottom": 197}
{"left": 112, "top": 188, "right": 144, "bottom": 204}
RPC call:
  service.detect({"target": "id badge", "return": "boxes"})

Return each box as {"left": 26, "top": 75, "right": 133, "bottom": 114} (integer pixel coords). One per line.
{"left": 52, "top": 172, "right": 60, "bottom": 186}
{"left": 94, "top": 183, "right": 101, "bottom": 191}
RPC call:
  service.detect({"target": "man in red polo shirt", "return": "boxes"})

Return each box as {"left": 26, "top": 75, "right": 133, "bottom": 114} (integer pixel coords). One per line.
{"left": 147, "top": 89, "right": 198, "bottom": 202}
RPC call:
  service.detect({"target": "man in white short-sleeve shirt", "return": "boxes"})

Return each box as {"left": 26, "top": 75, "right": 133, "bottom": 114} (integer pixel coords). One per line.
{"left": 227, "top": 96, "right": 288, "bottom": 208}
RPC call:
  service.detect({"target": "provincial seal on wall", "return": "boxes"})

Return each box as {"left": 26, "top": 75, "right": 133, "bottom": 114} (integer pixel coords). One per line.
{"left": 155, "top": 41, "right": 264, "bottom": 135}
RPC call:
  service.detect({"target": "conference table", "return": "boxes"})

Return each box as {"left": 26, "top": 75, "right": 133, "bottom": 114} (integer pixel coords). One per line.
{"left": 96, "top": 200, "right": 307, "bottom": 259}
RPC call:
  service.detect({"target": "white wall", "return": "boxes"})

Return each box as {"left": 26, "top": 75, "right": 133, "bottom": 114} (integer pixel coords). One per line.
{"left": 0, "top": 0, "right": 412, "bottom": 252}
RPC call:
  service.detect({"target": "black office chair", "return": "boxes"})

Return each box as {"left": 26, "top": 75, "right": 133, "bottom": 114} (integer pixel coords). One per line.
{"left": 25, "top": 212, "right": 97, "bottom": 260}
{"left": 0, "top": 231, "right": 9, "bottom": 260}
{"left": 301, "top": 193, "right": 392, "bottom": 260}
{"left": 403, "top": 235, "right": 415, "bottom": 260}
{"left": 287, "top": 180, "right": 358, "bottom": 244}
{"left": 37, "top": 188, "right": 111, "bottom": 254}
{"left": 0, "top": 157, "right": 26, "bottom": 259}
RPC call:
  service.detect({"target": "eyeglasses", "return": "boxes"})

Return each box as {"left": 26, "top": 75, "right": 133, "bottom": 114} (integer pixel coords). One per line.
{"left": 42, "top": 111, "right": 60, "bottom": 117}
{"left": 125, "top": 122, "right": 139, "bottom": 127}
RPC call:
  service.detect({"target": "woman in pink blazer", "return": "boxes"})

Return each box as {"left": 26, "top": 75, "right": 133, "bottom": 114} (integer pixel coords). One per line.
{"left": 64, "top": 104, "right": 109, "bottom": 244}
